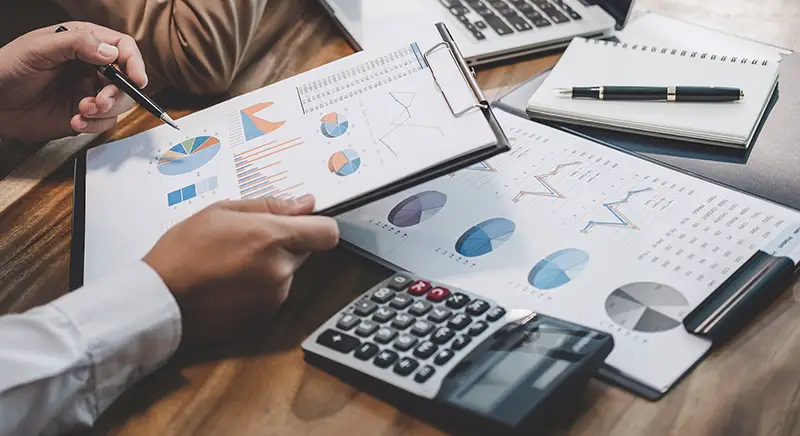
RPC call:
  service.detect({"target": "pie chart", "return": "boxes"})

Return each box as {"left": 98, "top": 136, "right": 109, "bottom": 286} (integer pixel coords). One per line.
{"left": 157, "top": 136, "right": 221, "bottom": 176}
{"left": 321, "top": 112, "right": 349, "bottom": 138}
{"left": 455, "top": 218, "right": 515, "bottom": 257}
{"left": 388, "top": 191, "right": 447, "bottom": 228}
{"left": 528, "top": 248, "right": 589, "bottom": 290}
{"left": 328, "top": 149, "right": 361, "bottom": 176}
{"left": 605, "top": 282, "right": 689, "bottom": 333}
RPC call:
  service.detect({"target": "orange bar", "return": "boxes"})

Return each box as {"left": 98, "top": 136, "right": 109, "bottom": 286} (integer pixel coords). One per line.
{"left": 239, "top": 138, "right": 303, "bottom": 163}
{"left": 234, "top": 140, "right": 277, "bottom": 158}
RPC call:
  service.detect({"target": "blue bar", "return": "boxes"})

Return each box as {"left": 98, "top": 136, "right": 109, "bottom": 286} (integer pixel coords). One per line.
{"left": 167, "top": 190, "right": 182, "bottom": 206}
{"left": 410, "top": 43, "right": 427, "bottom": 69}
{"left": 182, "top": 184, "right": 197, "bottom": 201}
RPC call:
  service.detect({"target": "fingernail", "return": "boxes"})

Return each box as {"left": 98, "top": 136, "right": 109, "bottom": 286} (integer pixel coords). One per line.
{"left": 87, "top": 104, "right": 98, "bottom": 116}
{"left": 75, "top": 119, "right": 88, "bottom": 131}
{"left": 106, "top": 97, "right": 116, "bottom": 111}
{"left": 98, "top": 42, "right": 117, "bottom": 58}
{"left": 296, "top": 194, "right": 314, "bottom": 206}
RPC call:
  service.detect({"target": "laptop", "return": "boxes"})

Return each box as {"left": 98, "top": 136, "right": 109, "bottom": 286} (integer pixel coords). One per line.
{"left": 318, "top": 0, "right": 636, "bottom": 65}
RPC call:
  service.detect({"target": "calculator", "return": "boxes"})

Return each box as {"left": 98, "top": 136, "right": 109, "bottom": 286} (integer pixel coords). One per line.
{"left": 302, "top": 273, "right": 615, "bottom": 435}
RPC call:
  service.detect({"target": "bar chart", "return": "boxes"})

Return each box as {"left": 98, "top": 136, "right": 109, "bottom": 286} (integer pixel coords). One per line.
{"left": 234, "top": 137, "right": 305, "bottom": 200}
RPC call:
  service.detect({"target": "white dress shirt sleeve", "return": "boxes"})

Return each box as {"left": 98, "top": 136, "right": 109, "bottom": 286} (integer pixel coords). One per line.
{"left": 0, "top": 261, "right": 182, "bottom": 436}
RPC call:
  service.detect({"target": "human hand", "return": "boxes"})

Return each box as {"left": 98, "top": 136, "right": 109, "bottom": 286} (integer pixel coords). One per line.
{"left": 0, "top": 22, "right": 148, "bottom": 141}
{"left": 143, "top": 195, "right": 340, "bottom": 347}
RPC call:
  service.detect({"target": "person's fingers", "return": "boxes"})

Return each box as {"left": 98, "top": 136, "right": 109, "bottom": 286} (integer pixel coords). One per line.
{"left": 79, "top": 93, "right": 135, "bottom": 119}
{"left": 29, "top": 28, "right": 119, "bottom": 69}
{"left": 95, "top": 83, "right": 124, "bottom": 114}
{"left": 27, "top": 22, "right": 148, "bottom": 88}
{"left": 221, "top": 194, "right": 316, "bottom": 216}
{"left": 270, "top": 215, "right": 341, "bottom": 252}
{"left": 70, "top": 114, "right": 118, "bottom": 134}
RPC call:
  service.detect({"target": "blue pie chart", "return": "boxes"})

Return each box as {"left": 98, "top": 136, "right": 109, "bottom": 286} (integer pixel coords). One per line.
{"left": 455, "top": 218, "right": 515, "bottom": 257}
{"left": 528, "top": 248, "right": 590, "bottom": 290}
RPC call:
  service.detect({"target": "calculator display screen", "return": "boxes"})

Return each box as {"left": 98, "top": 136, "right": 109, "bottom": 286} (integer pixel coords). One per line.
{"left": 448, "top": 331, "right": 571, "bottom": 414}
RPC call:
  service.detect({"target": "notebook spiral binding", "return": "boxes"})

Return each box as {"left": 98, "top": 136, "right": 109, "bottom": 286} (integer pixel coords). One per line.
{"left": 587, "top": 38, "right": 770, "bottom": 66}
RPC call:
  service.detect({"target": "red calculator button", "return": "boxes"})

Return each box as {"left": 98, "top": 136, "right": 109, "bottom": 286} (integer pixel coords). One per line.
{"left": 427, "top": 287, "right": 450, "bottom": 302}
{"left": 408, "top": 280, "right": 431, "bottom": 296}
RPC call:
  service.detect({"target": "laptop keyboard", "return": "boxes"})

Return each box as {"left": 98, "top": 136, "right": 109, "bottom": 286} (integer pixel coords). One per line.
{"left": 439, "top": 0, "right": 582, "bottom": 40}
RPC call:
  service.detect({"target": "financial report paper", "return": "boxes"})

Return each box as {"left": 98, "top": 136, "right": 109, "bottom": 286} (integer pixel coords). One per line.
{"left": 338, "top": 110, "right": 800, "bottom": 394}
{"left": 82, "top": 28, "right": 497, "bottom": 284}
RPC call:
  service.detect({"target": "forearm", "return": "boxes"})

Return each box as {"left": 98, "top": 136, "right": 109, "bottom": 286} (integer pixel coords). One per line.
{"left": 52, "top": 0, "right": 271, "bottom": 95}
{"left": 0, "top": 262, "right": 181, "bottom": 436}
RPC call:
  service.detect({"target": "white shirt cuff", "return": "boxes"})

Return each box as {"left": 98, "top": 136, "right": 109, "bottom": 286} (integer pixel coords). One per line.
{"left": 50, "top": 261, "right": 182, "bottom": 414}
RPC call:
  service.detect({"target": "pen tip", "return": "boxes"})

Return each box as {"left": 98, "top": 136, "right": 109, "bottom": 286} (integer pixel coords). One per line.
{"left": 161, "top": 113, "right": 180, "bottom": 130}
{"left": 553, "top": 88, "right": 572, "bottom": 97}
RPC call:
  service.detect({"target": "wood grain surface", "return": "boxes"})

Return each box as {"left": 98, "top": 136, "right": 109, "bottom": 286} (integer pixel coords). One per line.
{"left": 2, "top": 1, "right": 800, "bottom": 435}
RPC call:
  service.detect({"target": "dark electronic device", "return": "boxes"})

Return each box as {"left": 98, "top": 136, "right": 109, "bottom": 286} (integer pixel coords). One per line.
{"left": 302, "top": 273, "right": 614, "bottom": 435}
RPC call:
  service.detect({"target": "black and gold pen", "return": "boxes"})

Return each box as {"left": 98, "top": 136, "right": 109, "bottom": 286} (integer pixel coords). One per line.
{"left": 56, "top": 25, "right": 179, "bottom": 130}
{"left": 554, "top": 86, "right": 744, "bottom": 102}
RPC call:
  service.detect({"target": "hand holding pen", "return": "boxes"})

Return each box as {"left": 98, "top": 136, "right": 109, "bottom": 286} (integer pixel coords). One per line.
{"left": 56, "top": 25, "right": 179, "bottom": 130}
{"left": 0, "top": 22, "right": 175, "bottom": 141}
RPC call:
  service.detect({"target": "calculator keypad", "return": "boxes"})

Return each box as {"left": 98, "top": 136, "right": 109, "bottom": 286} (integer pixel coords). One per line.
{"left": 313, "top": 274, "right": 512, "bottom": 388}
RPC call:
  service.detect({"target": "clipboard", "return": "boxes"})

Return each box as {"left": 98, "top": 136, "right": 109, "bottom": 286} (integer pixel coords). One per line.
{"left": 69, "top": 22, "right": 510, "bottom": 290}
{"left": 492, "top": 69, "right": 799, "bottom": 400}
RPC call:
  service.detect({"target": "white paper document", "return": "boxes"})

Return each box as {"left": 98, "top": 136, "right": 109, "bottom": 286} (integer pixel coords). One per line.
{"left": 338, "top": 110, "right": 800, "bottom": 393}
{"left": 82, "top": 28, "right": 498, "bottom": 284}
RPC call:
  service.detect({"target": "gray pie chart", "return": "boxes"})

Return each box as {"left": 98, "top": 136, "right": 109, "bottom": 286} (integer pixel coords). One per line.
{"left": 605, "top": 282, "right": 689, "bottom": 333}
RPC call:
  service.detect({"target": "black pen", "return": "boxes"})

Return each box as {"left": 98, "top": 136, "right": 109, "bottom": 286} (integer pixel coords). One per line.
{"left": 554, "top": 86, "right": 744, "bottom": 102}
{"left": 55, "top": 25, "right": 179, "bottom": 130}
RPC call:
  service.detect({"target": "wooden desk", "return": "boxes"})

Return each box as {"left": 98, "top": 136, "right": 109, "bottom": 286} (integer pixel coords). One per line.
{"left": 2, "top": 1, "right": 800, "bottom": 435}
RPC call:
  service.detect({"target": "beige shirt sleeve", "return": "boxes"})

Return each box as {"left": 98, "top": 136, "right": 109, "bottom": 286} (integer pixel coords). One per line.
{"left": 53, "top": 0, "right": 271, "bottom": 95}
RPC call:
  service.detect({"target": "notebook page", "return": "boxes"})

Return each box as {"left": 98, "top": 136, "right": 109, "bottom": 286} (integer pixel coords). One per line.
{"left": 527, "top": 38, "right": 780, "bottom": 145}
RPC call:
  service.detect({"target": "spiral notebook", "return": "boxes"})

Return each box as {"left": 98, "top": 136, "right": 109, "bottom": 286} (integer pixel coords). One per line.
{"left": 526, "top": 37, "right": 781, "bottom": 148}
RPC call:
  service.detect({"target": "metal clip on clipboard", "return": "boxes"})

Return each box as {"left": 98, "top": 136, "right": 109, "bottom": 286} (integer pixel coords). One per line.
{"left": 423, "top": 23, "right": 489, "bottom": 117}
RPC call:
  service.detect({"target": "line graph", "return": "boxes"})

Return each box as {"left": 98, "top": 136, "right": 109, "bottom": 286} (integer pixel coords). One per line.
{"left": 581, "top": 188, "right": 653, "bottom": 233}
{"left": 512, "top": 161, "right": 580, "bottom": 202}
{"left": 234, "top": 137, "right": 305, "bottom": 200}
{"left": 379, "top": 92, "right": 444, "bottom": 156}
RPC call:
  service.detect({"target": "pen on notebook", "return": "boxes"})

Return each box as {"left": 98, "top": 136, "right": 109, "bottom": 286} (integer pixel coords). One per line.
{"left": 55, "top": 25, "right": 180, "bottom": 130}
{"left": 554, "top": 86, "right": 744, "bottom": 102}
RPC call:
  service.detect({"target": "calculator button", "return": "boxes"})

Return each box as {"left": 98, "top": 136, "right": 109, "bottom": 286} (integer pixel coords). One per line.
{"left": 353, "top": 300, "right": 378, "bottom": 316}
{"left": 427, "top": 287, "right": 450, "bottom": 302}
{"left": 466, "top": 300, "right": 491, "bottom": 316}
{"left": 391, "top": 313, "right": 416, "bottom": 330}
{"left": 486, "top": 307, "right": 506, "bottom": 322}
{"left": 388, "top": 274, "right": 413, "bottom": 290}
{"left": 371, "top": 287, "right": 395, "bottom": 304}
{"left": 373, "top": 307, "right": 397, "bottom": 323}
{"left": 316, "top": 329, "right": 360, "bottom": 353}
{"left": 374, "top": 327, "right": 398, "bottom": 344}
{"left": 447, "top": 313, "right": 472, "bottom": 331}
{"left": 413, "top": 341, "right": 438, "bottom": 359}
{"left": 414, "top": 365, "right": 436, "bottom": 383}
{"left": 394, "top": 357, "right": 419, "bottom": 376}
{"left": 469, "top": 321, "right": 489, "bottom": 336}
{"left": 434, "top": 349, "right": 455, "bottom": 365}
{"left": 393, "top": 334, "right": 418, "bottom": 352}
{"left": 389, "top": 294, "right": 414, "bottom": 310}
{"left": 336, "top": 314, "right": 361, "bottom": 331}
{"left": 431, "top": 327, "right": 456, "bottom": 345}
{"left": 355, "top": 320, "right": 379, "bottom": 337}
{"left": 410, "top": 320, "right": 435, "bottom": 337}
{"left": 354, "top": 342, "right": 379, "bottom": 360}
{"left": 429, "top": 307, "right": 452, "bottom": 323}
{"left": 409, "top": 300, "right": 433, "bottom": 316}
{"left": 452, "top": 335, "right": 472, "bottom": 351}
{"left": 408, "top": 280, "right": 432, "bottom": 296}
{"left": 445, "top": 292, "right": 470, "bottom": 309}
{"left": 374, "top": 350, "right": 399, "bottom": 368}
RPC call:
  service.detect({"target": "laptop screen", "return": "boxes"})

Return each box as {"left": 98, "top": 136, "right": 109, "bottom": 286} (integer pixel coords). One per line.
{"left": 598, "top": 0, "right": 636, "bottom": 29}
